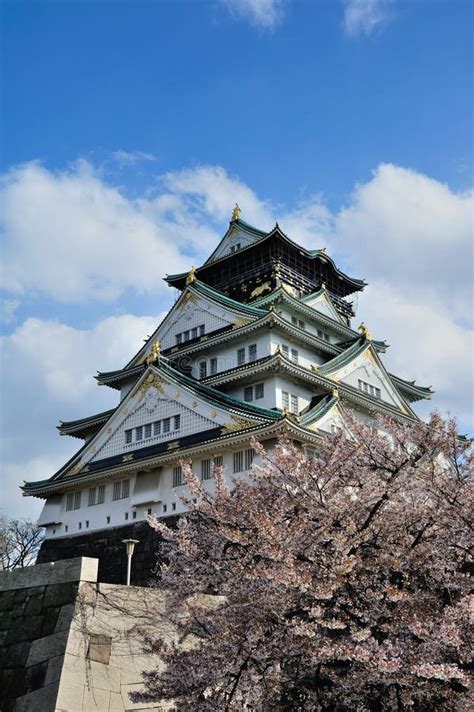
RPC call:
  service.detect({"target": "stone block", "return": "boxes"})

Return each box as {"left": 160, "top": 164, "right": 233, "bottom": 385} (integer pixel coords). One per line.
{"left": 55, "top": 680, "right": 85, "bottom": 712}
{"left": 88, "top": 660, "right": 121, "bottom": 693}
{"left": 4, "top": 640, "right": 31, "bottom": 667}
{"left": 119, "top": 654, "right": 162, "bottom": 686}
{"left": 24, "top": 593, "right": 44, "bottom": 616}
{"left": 6, "top": 614, "right": 43, "bottom": 644}
{"left": 41, "top": 606, "right": 61, "bottom": 636}
{"left": 25, "top": 660, "right": 48, "bottom": 692}
{"left": 12, "top": 682, "right": 59, "bottom": 712}
{"left": 27, "top": 629, "right": 69, "bottom": 666}
{"left": 82, "top": 686, "right": 111, "bottom": 712}
{"left": 87, "top": 634, "right": 112, "bottom": 665}
{"left": 44, "top": 654, "right": 65, "bottom": 686}
{"left": 43, "top": 581, "right": 78, "bottom": 609}
{"left": 0, "top": 557, "right": 98, "bottom": 592}
{"left": 54, "top": 603, "right": 76, "bottom": 632}
{"left": 109, "top": 691, "right": 125, "bottom": 711}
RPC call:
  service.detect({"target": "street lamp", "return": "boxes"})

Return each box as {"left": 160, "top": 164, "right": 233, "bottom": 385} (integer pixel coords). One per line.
{"left": 122, "top": 538, "right": 139, "bottom": 586}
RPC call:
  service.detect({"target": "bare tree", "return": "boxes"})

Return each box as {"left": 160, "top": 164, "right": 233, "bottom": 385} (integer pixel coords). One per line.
{"left": 0, "top": 515, "right": 44, "bottom": 570}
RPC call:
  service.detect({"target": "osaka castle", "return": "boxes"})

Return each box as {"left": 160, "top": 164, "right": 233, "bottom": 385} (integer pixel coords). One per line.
{"left": 25, "top": 206, "right": 433, "bottom": 581}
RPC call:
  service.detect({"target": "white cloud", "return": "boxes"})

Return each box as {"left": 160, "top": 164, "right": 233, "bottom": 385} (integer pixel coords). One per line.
{"left": 220, "top": 0, "right": 285, "bottom": 29}
{"left": 1, "top": 298, "right": 20, "bottom": 324}
{"left": 343, "top": 0, "right": 393, "bottom": 37}
{"left": 1, "top": 313, "right": 162, "bottom": 518}
{"left": 111, "top": 150, "right": 157, "bottom": 166}
{"left": 0, "top": 160, "right": 193, "bottom": 302}
{"left": 334, "top": 163, "right": 473, "bottom": 325}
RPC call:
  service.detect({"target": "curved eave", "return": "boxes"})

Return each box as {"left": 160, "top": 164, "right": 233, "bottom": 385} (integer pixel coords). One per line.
{"left": 389, "top": 374, "right": 434, "bottom": 402}
{"left": 23, "top": 417, "right": 319, "bottom": 498}
{"left": 300, "top": 396, "right": 338, "bottom": 427}
{"left": 166, "top": 227, "right": 366, "bottom": 295}
{"left": 96, "top": 364, "right": 146, "bottom": 390}
{"left": 203, "top": 218, "right": 268, "bottom": 265}
{"left": 58, "top": 408, "right": 115, "bottom": 438}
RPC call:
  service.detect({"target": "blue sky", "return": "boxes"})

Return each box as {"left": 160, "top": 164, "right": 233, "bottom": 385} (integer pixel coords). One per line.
{"left": 1, "top": 0, "right": 473, "bottom": 519}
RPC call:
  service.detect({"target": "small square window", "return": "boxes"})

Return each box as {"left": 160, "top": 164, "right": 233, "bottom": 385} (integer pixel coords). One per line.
{"left": 65, "top": 525, "right": 68, "bottom": 533}
{"left": 106, "top": 516, "right": 110, "bottom": 524}
{"left": 172, "top": 502, "right": 176, "bottom": 511}
{"left": 125, "top": 512, "right": 129, "bottom": 521}
{"left": 147, "top": 508, "right": 152, "bottom": 515}
{"left": 125, "top": 430, "right": 132, "bottom": 444}
{"left": 163, "top": 504, "right": 167, "bottom": 513}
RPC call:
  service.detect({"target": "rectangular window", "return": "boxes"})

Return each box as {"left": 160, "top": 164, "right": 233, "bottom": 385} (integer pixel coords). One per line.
{"left": 97, "top": 485, "right": 105, "bottom": 504}
{"left": 173, "top": 465, "right": 183, "bottom": 487}
{"left": 375, "top": 387, "right": 381, "bottom": 399}
{"left": 248, "top": 344, "right": 257, "bottom": 362}
{"left": 78, "top": 522, "right": 82, "bottom": 530}
{"left": 65, "top": 525, "right": 68, "bottom": 533}
{"left": 281, "top": 344, "right": 289, "bottom": 357}
{"left": 163, "top": 418, "right": 170, "bottom": 433}
{"left": 233, "top": 451, "right": 243, "bottom": 473}
{"left": 255, "top": 383, "right": 264, "bottom": 400}
{"left": 199, "top": 324, "right": 205, "bottom": 336}
{"left": 176, "top": 333, "right": 182, "bottom": 345}
{"left": 112, "top": 481, "right": 121, "bottom": 500}
{"left": 174, "top": 415, "right": 181, "bottom": 430}
{"left": 213, "top": 455, "right": 223, "bottom": 468}
{"left": 245, "top": 448, "right": 254, "bottom": 470}
{"left": 132, "top": 511, "right": 137, "bottom": 519}
{"left": 244, "top": 385, "right": 253, "bottom": 402}
{"left": 191, "top": 327, "right": 198, "bottom": 339}
{"left": 317, "top": 329, "right": 330, "bottom": 342}
{"left": 237, "top": 347, "right": 245, "bottom": 366}
{"left": 85, "top": 520, "right": 89, "bottom": 529}
{"left": 282, "top": 391, "right": 290, "bottom": 410}
{"left": 144, "top": 423, "right": 152, "bottom": 439}
{"left": 291, "top": 316, "right": 298, "bottom": 326}
{"left": 291, "top": 348, "right": 299, "bottom": 363}
{"left": 122, "top": 479, "right": 130, "bottom": 499}
{"left": 199, "top": 361, "right": 207, "bottom": 379}
{"left": 125, "top": 512, "right": 129, "bottom": 521}
{"left": 135, "top": 426, "right": 143, "bottom": 441}
{"left": 210, "top": 357, "right": 217, "bottom": 375}
{"left": 163, "top": 504, "right": 167, "bottom": 513}
{"left": 298, "top": 319, "right": 305, "bottom": 330}
{"left": 324, "top": 333, "right": 330, "bottom": 342}
{"left": 358, "top": 379, "right": 381, "bottom": 400}
{"left": 88, "top": 488, "right": 96, "bottom": 507}
{"left": 183, "top": 330, "right": 190, "bottom": 342}
{"left": 290, "top": 394, "right": 298, "bottom": 415}
{"left": 106, "top": 516, "right": 111, "bottom": 524}
{"left": 172, "top": 503, "right": 176, "bottom": 511}
{"left": 125, "top": 429, "right": 132, "bottom": 444}
{"left": 154, "top": 421, "right": 161, "bottom": 436}
{"left": 66, "top": 493, "right": 74, "bottom": 511}
{"left": 201, "top": 459, "right": 211, "bottom": 481}
{"left": 74, "top": 492, "right": 81, "bottom": 510}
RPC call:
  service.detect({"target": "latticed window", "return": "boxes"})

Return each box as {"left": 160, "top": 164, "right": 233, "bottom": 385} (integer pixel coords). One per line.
{"left": 173, "top": 465, "right": 183, "bottom": 487}
{"left": 163, "top": 418, "right": 170, "bottom": 433}
{"left": 233, "top": 451, "right": 244, "bottom": 473}
{"left": 97, "top": 485, "right": 106, "bottom": 504}
{"left": 74, "top": 492, "right": 81, "bottom": 510}
{"left": 201, "top": 459, "right": 211, "bottom": 480}
{"left": 291, "top": 348, "right": 299, "bottom": 363}
{"left": 144, "top": 424, "right": 152, "bottom": 438}
{"left": 113, "top": 479, "right": 130, "bottom": 501}
{"left": 174, "top": 415, "right": 181, "bottom": 430}
{"left": 135, "top": 426, "right": 143, "bottom": 441}
{"left": 245, "top": 449, "right": 254, "bottom": 470}
{"left": 199, "top": 361, "right": 207, "bottom": 379}
{"left": 125, "top": 430, "right": 132, "bottom": 444}
{"left": 210, "top": 358, "right": 217, "bottom": 374}
{"left": 290, "top": 394, "right": 298, "bottom": 414}
{"left": 248, "top": 344, "right": 257, "bottom": 362}
{"left": 358, "top": 379, "right": 381, "bottom": 399}
{"left": 237, "top": 347, "right": 245, "bottom": 366}
{"left": 88, "top": 488, "right": 96, "bottom": 507}
{"left": 255, "top": 383, "right": 264, "bottom": 399}
{"left": 244, "top": 386, "right": 253, "bottom": 402}
{"left": 213, "top": 455, "right": 223, "bottom": 468}
{"left": 154, "top": 421, "right": 161, "bottom": 436}
{"left": 199, "top": 324, "right": 205, "bottom": 336}
{"left": 282, "top": 344, "right": 289, "bottom": 357}
{"left": 282, "top": 391, "right": 290, "bottom": 410}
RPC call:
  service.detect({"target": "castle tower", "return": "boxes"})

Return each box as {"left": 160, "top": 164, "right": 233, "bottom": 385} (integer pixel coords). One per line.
{"left": 24, "top": 210, "right": 433, "bottom": 583}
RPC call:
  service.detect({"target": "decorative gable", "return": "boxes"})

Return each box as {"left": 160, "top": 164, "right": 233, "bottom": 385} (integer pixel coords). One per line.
{"left": 206, "top": 221, "right": 266, "bottom": 263}
{"left": 303, "top": 289, "right": 344, "bottom": 324}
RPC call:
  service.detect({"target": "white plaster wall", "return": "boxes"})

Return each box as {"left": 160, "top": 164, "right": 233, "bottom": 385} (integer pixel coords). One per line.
{"left": 277, "top": 307, "right": 340, "bottom": 343}
{"left": 225, "top": 376, "right": 278, "bottom": 411}
{"left": 189, "top": 331, "right": 273, "bottom": 378}
{"left": 158, "top": 295, "right": 239, "bottom": 351}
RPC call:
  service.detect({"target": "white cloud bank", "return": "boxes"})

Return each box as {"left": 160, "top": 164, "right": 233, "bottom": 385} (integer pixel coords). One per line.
{"left": 343, "top": 0, "right": 394, "bottom": 37}
{"left": 219, "top": 0, "right": 285, "bottom": 29}
{"left": 1, "top": 159, "right": 472, "bottom": 518}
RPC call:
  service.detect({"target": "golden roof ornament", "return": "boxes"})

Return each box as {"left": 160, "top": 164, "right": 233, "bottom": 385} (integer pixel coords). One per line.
{"left": 332, "top": 387, "right": 339, "bottom": 399}
{"left": 358, "top": 322, "right": 372, "bottom": 341}
{"left": 185, "top": 266, "right": 196, "bottom": 285}
{"left": 146, "top": 340, "right": 161, "bottom": 364}
{"left": 231, "top": 203, "right": 241, "bottom": 221}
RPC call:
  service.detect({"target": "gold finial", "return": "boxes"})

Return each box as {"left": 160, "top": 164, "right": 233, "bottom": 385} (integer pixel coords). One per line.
{"left": 186, "top": 266, "right": 196, "bottom": 285}
{"left": 321, "top": 282, "right": 326, "bottom": 290}
{"left": 358, "top": 322, "right": 372, "bottom": 341}
{"left": 231, "top": 203, "right": 241, "bottom": 221}
{"left": 332, "top": 387, "right": 339, "bottom": 399}
{"left": 146, "top": 340, "right": 161, "bottom": 364}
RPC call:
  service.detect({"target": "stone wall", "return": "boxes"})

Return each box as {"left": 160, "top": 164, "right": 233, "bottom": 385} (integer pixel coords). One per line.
{"left": 37, "top": 518, "right": 179, "bottom": 586}
{"left": 0, "top": 557, "right": 171, "bottom": 712}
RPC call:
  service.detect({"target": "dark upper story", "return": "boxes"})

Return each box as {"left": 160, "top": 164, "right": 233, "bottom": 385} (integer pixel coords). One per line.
{"left": 165, "top": 219, "right": 366, "bottom": 321}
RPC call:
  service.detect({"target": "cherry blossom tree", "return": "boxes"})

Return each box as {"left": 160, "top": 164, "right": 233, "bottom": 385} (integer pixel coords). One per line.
{"left": 133, "top": 412, "right": 472, "bottom": 711}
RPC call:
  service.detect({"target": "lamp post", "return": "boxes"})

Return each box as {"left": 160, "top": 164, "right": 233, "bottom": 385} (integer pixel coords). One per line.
{"left": 122, "top": 539, "right": 139, "bottom": 586}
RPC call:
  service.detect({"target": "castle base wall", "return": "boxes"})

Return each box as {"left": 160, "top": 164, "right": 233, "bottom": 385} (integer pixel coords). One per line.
{"left": 37, "top": 518, "right": 179, "bottom": 586}
{"left": 0, "top": 557, "right": 171, "bottom": 712}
